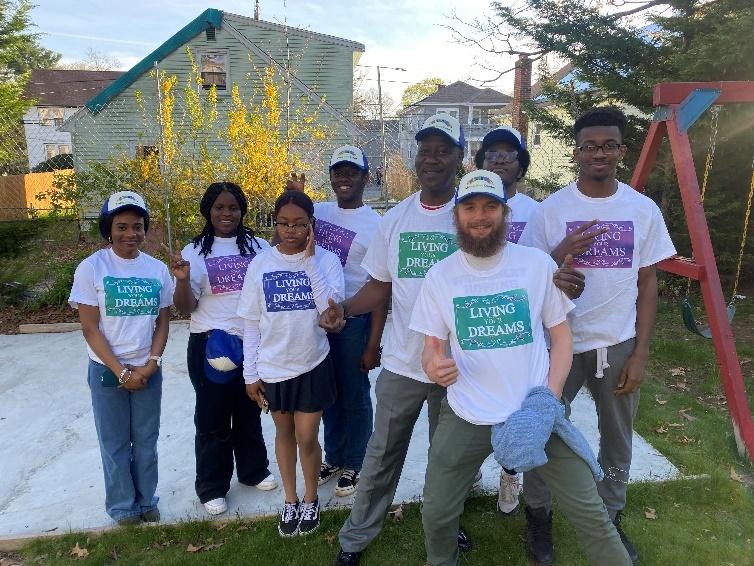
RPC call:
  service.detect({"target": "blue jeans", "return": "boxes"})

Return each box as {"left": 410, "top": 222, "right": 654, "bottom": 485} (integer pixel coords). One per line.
{"left": 87, "top": 359, "right": 162, "bottom": 522}
{"left": 323, "top": 314, "right": 374, "bottom": 471}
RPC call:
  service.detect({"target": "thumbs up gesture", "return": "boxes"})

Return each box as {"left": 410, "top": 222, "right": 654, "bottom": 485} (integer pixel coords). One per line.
{"left": 422, "top": 336, "right": 459, "bottom": 387}
{"left": 319, "top": 298, "right": 346, "bottom": 333}
{"left": 553, "top": 253, "right": 585, "bottom": 299}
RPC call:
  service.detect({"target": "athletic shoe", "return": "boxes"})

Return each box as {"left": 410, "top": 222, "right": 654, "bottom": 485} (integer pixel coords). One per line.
{"left": 332, "top": 549, "right": 361, "bottom": 565}
{"left": 298, "top": 499, "right": 320, "bottom": 535}
{"left": 497, "top": 471, "right": 520, "bottom": 516}
{"left": 458, "top": 527, "right": 473, "bottom": 551}
{"left": 471, "top": 469, "right": 483, "bottom": 491}
{"left": 203, "top": 497, "right": 228, "bottom": 516}
{"left": 116, "top": 515, "right": 141, "bottom": 527}
{"left": 525, "top": 506, "right": 554, "bottom": 565}
{"left": 319, "top": 462, "right": 343, "bottom": 485}
{"left": 334, "top": 469, "right": 359, "bottom": 497}
{"left": 613, "top": 510, "right": 640, "bottom": 564}
{"left": 254, "top": 473, "right": 278, "bottom": 491}
{"left": 278, "top": 501, "right": 300, "bottom": 537}
{"left": 141, "top": 507, "right": 161, "bottom": 523}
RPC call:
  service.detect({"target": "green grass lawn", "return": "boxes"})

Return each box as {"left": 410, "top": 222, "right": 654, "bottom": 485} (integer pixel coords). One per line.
{"left": 14, "top": 301, "right": 754, "bottom": 565}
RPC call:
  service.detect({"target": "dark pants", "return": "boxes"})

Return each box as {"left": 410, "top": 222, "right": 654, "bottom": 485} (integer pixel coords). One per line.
{"left": 323, "top": 314, "right": 374, "bottom": 471}
{"left": 187, "top": 332, "right": 270, "bottom": 503}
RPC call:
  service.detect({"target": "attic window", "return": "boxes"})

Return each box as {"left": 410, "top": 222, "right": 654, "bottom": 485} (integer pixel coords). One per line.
{"left": 206, "top": 27, "right": 216, "bottom": 41}
{"left": 199, "top": 51, "right": 228, "bottom": 91}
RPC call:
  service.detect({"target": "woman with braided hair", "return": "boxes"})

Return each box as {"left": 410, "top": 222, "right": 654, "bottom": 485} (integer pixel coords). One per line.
{"left": 170, "top": 181, "right": 277, "bottom": 516}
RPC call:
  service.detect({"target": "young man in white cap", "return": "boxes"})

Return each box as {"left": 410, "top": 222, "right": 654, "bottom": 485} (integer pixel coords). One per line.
{"left": 314, "top": 145, "right": 387, "bottom": 498}
{"left": 520, "top": 107, "right": 676, "bottom": 565}
{"left": 411, "top": 170, "right": 631, "bottom": 566}
{"left": 321, "top": 114, "right": 469, "bottom": 565}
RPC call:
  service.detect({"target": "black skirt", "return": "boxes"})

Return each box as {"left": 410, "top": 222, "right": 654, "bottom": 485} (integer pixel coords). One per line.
{"left": 264, "top": 355, "right": 336, "bottom": 414}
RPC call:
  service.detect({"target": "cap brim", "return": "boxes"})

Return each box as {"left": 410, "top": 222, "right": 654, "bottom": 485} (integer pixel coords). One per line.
{"left": 416, "top": 127, "right": 462, "bottom": 148}
{"left": 106, "top": 203, "right": 148, "bottom": 216}
{"left": 455, "top": 191, "right": 508, "bottom": 205}
{"left": 329, "top": 160, "right": 368, "bottom": 171}
{"left": 481, "top": 130, "right": 523, "bottom": 152}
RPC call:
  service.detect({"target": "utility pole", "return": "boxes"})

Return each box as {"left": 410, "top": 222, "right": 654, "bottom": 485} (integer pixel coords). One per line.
{"left": 374, "top": 65, "right": 406, "bottom": 211}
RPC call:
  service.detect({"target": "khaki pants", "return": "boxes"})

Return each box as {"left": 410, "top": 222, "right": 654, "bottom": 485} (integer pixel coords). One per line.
{"left": 422, "top": 399, "right": 631, "bottom": 566}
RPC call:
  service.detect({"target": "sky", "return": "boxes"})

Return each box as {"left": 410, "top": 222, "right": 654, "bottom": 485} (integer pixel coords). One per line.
{"left": 30, "top": 0, "right": 526, "bottom": 113}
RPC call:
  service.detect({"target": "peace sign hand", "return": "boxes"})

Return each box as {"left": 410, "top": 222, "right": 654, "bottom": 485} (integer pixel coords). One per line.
{"left": 162, "top": 242, "right": 190, "bottom": 281}
{"left": 286, "top": 172, "right": 306, "bottom": 192}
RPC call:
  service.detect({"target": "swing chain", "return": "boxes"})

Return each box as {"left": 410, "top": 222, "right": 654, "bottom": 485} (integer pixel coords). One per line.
{"left": 700, "top": 105, "right": 720, "bottom": 204}
{"left": 730, "top": 155, "right": 754, "bottom": 302}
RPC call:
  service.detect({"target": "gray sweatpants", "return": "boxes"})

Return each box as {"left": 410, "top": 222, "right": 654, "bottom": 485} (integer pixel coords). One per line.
{"left": 523, "top": 338, "right": 640, "bottom": 518}
{"left": 338, "top": 368, "right": 446, "bottom": 553}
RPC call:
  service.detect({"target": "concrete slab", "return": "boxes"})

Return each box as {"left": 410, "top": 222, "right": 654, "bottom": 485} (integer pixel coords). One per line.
{"left": 0, "top": 323, "right": 679, "bottom": 541}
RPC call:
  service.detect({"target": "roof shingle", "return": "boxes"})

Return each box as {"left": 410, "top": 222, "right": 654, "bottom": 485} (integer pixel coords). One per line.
{"left": 24, "top": 69, "right": 124, "bottom": 107}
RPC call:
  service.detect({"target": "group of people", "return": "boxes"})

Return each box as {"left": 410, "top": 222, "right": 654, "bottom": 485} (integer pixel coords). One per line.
{"left": 69, "top": 105, "right": 675, "bottom": 566}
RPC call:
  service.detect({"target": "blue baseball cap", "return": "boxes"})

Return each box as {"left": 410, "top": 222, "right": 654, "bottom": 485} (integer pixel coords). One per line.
{"left": 204, "top": 329, "right": 244, "bottom": 384}
{"left": 481, "top": 126, "right": 526, "bottom": 152}
{"left": 416, "top": 113, "right": 465, "bottom": 149}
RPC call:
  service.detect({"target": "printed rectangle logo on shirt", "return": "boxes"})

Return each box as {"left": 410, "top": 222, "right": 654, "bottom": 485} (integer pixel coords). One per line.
{"left": 453, "top": 288, "right": 533, "bottom": 350}
{"left": 398, "top": 232, "right": 458, "bottom": 278}
{"left": 314, "top": 219, "right": 356, "bottom": 267}
{"left": 103, "top": 276, "right": 162, "bottom": 316}
{"left": 205, "top": 254, "right": 253, "bottom": 294}
{"left": 263, "top": 270, "right": 315, "bottom": 312}
{"left": 566, "top": 220, "right": 634, "bottom": 268}
{"left": 507, "top": 222, "right": 526, "bottom": 244}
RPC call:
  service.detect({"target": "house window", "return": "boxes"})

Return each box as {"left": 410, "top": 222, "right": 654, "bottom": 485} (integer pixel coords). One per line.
{"left": 199, "top": 51, "right": 228, "bottom": 91}
{"left": 437, "top": 108, "right": 458, "bottom": 119}
{"left": 532, "top": 124, "right": 542, "bottom": 148}
{"left": 136, "top": 145, "right": 159, "bottom": 158}
{"left": 39, "top": 107, "right": 64, "bottom": 127}
{"left": 44, "top": 144, "right": 71, "bottom": 160}
{"left": 471, "top": 108, "right": 492, "bottom": 125}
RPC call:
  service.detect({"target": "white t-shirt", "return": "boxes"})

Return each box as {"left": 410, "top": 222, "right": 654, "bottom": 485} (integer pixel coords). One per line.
{"left": 182, "top": 236, "right": 270, "bottom": 337}
{"left": 362, "top": 191, "right": 457, "bottom": 382}
{"left": 237, "top": 245, "right": 344, "bottom": 383}
{"left": 520, "top": 182, "right": 676, "bottom": 353}
{"left": 69, "top": 248, "right": 173, "bottom": 366}
{"left": 313, "top": 201, "right": 381, "bottom": 299}
{"left": 506, "top": 192, "right": 539, "bottom": 244}
{"left": 410, "top": 244, "right": 574, "bottom": 425}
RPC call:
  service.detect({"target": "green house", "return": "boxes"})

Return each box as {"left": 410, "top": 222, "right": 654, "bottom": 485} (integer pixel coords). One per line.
{"left": 61, "top": 8, "right": 365, "bottom": 188}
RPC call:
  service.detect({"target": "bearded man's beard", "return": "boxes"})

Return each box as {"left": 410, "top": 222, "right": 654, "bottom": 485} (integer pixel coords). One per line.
{"left": 455, "top": 218, "right": 508, "bottom": 257}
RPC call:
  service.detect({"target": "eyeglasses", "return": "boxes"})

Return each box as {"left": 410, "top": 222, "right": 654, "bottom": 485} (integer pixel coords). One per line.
{"left": 576, "top": 142, "right": 624, "bottom": 155}
{"left": 274, "top": 221, "right": 309, "bottom": 231}
{"left": 484, "top": 150, "right": 519, "bottom": 164}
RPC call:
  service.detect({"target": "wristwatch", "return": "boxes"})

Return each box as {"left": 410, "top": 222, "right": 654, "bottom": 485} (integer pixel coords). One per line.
{"left": 147, "top": 355, "right": 162, "bottom": 367}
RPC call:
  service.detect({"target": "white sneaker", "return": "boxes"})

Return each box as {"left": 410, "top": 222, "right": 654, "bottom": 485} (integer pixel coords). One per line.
{"left": 497, "top": 471, "right": 521, "bottom": 516}
{"left": 254, "top": 473, "right": 278, "bottom": 491}
{"left": 203, "top": 497, "right": 228, "bottom": 515}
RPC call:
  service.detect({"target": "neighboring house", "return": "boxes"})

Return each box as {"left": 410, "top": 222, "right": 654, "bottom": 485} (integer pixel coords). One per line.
{"left": 22, "top": 69, "right": 123, "bottom": 169}
{"left": 61, "top": 8, "right": 364, "bottom": 179}
{"left": 353, "top": 118, "right": 400, "bottom": 202}
{"left": 398, "top": 81, "right": 512, "bottom": 168}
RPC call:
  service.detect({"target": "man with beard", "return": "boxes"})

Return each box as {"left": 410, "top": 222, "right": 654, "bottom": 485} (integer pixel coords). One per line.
{"left": 410, "top": 170, "right": 631, "bottom": 566}
{"left": 314, "top": 146, "right": 387, "bottom": 498}
{"left": 520, "top": 107, "right": 676, "bottom": 565}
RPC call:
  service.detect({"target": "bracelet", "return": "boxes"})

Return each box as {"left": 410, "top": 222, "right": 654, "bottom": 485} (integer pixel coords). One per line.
{"left": 118, "top": 368, "right": 132, "bottom": 385}
{"left": 341, "top": 301, "right": 350, "bottom": 319}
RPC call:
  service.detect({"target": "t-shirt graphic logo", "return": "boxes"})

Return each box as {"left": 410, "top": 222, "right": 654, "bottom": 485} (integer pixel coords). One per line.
{"left": 566, "top": 220, "right": 634, "bottom": 268}
{"left": 263, "top": 270, "right": 315, "bottom": 312}
{"left": 205, "top": 254, "right": 253, "bottom": 294}
{"left": 398, "top": 232, "right": 458, "bottom": 278}
{"left": 507, "top": 222, "right": 526, "bottom": 243}
{"left": 103, "top": 276, "right": 161, "bottom": 316}
{"left": 314, "top": 219, "right": 356, "bottom": 267}
{"left": 453, "top": 288, "right": 533, "bottom": 350}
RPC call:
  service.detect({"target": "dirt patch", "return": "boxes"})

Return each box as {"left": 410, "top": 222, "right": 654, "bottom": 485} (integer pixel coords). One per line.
{"left": 0, "top": 305, "right": 79, "bottom": 335}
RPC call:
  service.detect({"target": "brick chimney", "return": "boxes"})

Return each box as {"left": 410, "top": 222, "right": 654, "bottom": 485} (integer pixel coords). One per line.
{"left": 511, "top": 54, "right": 533, "bottom": 142}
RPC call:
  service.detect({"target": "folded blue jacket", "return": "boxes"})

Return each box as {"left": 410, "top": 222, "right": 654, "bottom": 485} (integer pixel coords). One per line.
{"left": 491, "top": 386, "right": 603, "bottom": 481}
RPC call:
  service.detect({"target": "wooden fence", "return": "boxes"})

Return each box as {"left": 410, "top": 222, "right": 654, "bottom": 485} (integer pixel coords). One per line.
{"left": 0, "top": 170, "right": 72, "bottom": 221}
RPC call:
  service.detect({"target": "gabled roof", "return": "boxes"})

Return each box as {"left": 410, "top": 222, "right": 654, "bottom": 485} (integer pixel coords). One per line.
{"left": 415, "top": 81, "right": 512, "bottom": 106}
{"left": 85, "top": 8, "right": 365, "bottom": 114}
{"left": 24, "top": 69, "right": 123, "bottom": 107}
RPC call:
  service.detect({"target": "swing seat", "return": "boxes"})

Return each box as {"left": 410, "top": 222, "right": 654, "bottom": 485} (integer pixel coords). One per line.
{"left": 682, "top": 298, "right": 736, "bottom": 338}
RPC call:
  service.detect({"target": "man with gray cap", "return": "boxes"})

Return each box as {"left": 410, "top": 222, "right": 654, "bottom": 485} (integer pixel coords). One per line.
{"left": 314, "top": 145, "right": 387, "bottom": 499}
{"left": 322, "top": 114, "right": 467, "bottom": 565}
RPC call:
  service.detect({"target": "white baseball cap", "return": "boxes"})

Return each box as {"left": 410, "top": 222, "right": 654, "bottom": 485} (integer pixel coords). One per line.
{"left": 415, "top": 113, "right": 465, "bottom": 149}
{"left": 456, "top": 170, "right": 507, "bottom": 205}
{"left": 101, "top": 191, "right": 148, "bottom": 216}
{"left": 329, "top": 145, "right": 369, "bottom": 171}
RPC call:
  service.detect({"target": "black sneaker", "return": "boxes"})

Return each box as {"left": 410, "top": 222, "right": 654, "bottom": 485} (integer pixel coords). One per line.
{"left": 333, "top": 549, "right": 361, "bottom": 565}
{"left": 141, "top": 507, "right": 160, "bottom": 523}
{"left": 525, "top": 506, "right": 554, "bottom": 565}
{"left": 458, "top": 526, "right": 473, "bottom": 551}
{"left": 334, "top": 469, "right": 359, "bottom": 497}
{"left": 278, "top": 501, "right": 300, "bottom": 537}
{"left": 319, "top": 462, "right": 343, "bottom": 485}
{"left": 298, "top": 499, "right": 320, "bottom": 535}
{"left": 613, "top": 510, "right": 640, "bottom": 564}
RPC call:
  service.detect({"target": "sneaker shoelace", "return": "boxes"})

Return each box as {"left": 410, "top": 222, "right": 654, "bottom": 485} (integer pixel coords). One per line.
{"left": 300, "top": 501, "right": 319, "bottom": 521}
{"left": 282, "top": 502, "right": 298, "bottom": 523}
{"left": 500, "top": 474, "right": 519, "bottom": 503}
{"left": 340, "top": 469, "right": 357, "bottom": 483}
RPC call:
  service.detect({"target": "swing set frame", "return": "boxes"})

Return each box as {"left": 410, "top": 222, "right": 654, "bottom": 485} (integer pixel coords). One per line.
{"left": 630, "top": 81, "right": 754, "bottom": 460}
